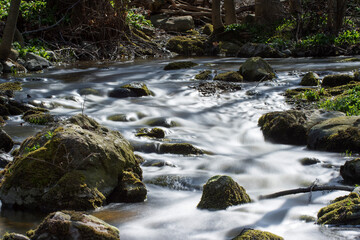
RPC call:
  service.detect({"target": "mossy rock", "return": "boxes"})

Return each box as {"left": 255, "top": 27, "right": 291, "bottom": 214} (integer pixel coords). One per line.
{"left": 340, "top": 158, "right": 360, "bottom": 184}
{"left": 78, "top": 88, "right": 102, "bottom": 96}
{"left": 1, "top": 232, "right": 29, "bottom": 240}
{"left": 108, "top": 82, "right": 153, "bottom": 98}
{"left": 142, "top": 159, "right": 176, "bottom": 168}
{"left": 0, "top": 130, "right": 14, "bottom": 153}
{"left": 159, "top": 143, "right": 203, "bottom": 155}
{"left": 355, "top": 71, "right": 360, "bottom": 81}
{"left": 307, "top": 116, "right": 360, "bottom": 152}
{"left": 195, "top": 70, "right": 212, "bottom": 80}
{"left": 193, "top": 81, "right": 242, "bottom": 96}
{"left": 144, "top": 117, "right": 180, "bottom": 128}
{"left": 239, "top": 57, "right": 275, "bottom": 82}
{"left": 202, "top": 23, "right": 213, "bottom": 35}
{"left": 0, "top": 104, "right": 10, "bottom": 117}
{"left": 317, "top": 193, "right": 360, "bottom": 225}
{"left": 136, "top": 128, "right": 165, "bottom": 139}
{"left": 214, "top": 71, "right": 243, "bottom": 82}
{"left": 197, "top": 175, "right": 251, "bottom": 210}
{"left": 0, "top": 114, "right": 145, "bottom": 211}
{"left": 22, "top": 110, "right": 53, "bottom": 125}
{"left": 300, "top": 72, "right": 320, "bottom": 86}
{"left": 166, "top": 36, "right": 206, "bottom": 56}
{"left": 107, "top": 114, "right": 132, "bottom": 122}
{"left": 232, "top": 229, "right": 283, "bottom": 240}
{"left": 0, "top": 82, "right": 22, "bottom": 91}
{"left": 322, "top": 74, "right": 355, "bottom": 87}
{"left": 29, "top": 211, "right": 120, "bottom": 240}
{"left": 219, "top": 42, "right": 242, "bottom": 57}
{"left": 164, "top": 61, "right": 198, "bottom": 70}
{"left": 258, "top": 110, "right": 308, "bottom": 145}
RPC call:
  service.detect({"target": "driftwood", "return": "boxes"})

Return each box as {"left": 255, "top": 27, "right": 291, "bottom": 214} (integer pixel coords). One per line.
{"left": 259, "top": 185, "right": 354, "bottom": 200}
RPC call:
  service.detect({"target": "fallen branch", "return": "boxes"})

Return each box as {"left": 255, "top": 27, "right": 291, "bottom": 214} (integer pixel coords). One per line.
{"left": 172, "top": 3, "right": 212, "bottom": 12}
{"left": 259, "top": 185, "right": 354, "bottom": 200}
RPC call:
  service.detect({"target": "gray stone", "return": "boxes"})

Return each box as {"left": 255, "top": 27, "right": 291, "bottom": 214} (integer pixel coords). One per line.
{"left": 9, "top": 49, "right": 19, "bottom": 61}
{"left": 155, "top": 15, "right": 195, "bottom": 32}
{"left": 237, "top": 43, "right": 283, "bottom": 58}
{"left": 0, "top": 129, "right": 14, "bottom": 153}
{"left": 25, "top": 52, "right": 51, "bottom": 71}
{"left": 239, "top": 57, "right": 275, "bottom": 82}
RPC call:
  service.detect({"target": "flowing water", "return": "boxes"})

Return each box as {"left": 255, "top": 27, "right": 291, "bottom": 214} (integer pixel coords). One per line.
{"left": 1, "top": 56, "right": 360, "bottom": 239}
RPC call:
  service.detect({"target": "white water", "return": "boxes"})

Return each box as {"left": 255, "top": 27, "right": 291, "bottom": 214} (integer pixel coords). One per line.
{"left": 1, "top": 56, "right": 360, "bottom": 239}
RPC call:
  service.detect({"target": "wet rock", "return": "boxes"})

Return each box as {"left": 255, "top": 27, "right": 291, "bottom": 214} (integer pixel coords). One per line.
{"left": 0, "top": 114, "right": 145, "bottom": 211}
{"left": 192, "top": 81, "right": 242, "bottom": 96}
{"left": 78, "top": 88, "right": 103, "bottom": 96}
{"left": 22, "top": 110, "right": 54, "bottom": 125}
{"left": 307, "top": 116, "right": 360, "bottom": 152}
{"left": 237, "top": 42, "right": 283, "bottom": 58}
{"left": 322, "top": 74, "right": 355, "bottom": 87}
{"left": 0, "top": 156, "right": 11, "bottom": 168}
{"left": 219, "top": 42, "right": 242, "bottom": 57}
{"left": 164, "top": 61, "right": 198, "bottom": 70}
{"left": 142, "top": 159, "right": 176, "bottom": 167}
{"left": 299, "top": 157, "right": 320, "bottom": 166}
{"left": 108, "top": 82, "right": 153, "bottom": 98}
{"left": 166, "top": 36, "right": 206, "bottom": 56}
{"left": 317, "top": 193, "right": 360, "bottom": 225}
{"left": 159, "top": 143, "right": 203, "bottom": 155}
{"left": 2, "top": 61, "right": 25, "bottom": 74}
{"left": 0, "top": 130, "right": 14, "bottom": 153}
{"left": 300, "top": 72, "right": 320, "bottom": 86}
{"left": 1, "top": 232, "right": 29, "bottom": 240}
{"left": 232, "top": 229, "right": 283, "bottom": 240}
{"left": 28, "top": 211, "right": 120, "bottom": 240}
{"left": 25, "top": 52, "right": 51, "bottom": 71}
{"left": 136, "top": 128, "right": 165, "bottom": 139}
{"left": 214, "top": 71, "right": 243, "bottom": 82}
{"left": 107, "top": 114, "right": 133, "bottom": 122}
{"left": 144, "top": 117, "right": 180, "bottom": 128}
{"left": 202, "top": 23, "right": 213, "bottom": 35}
{"left": 197, "top": 175, "right": 251, "bottom": 210}
{"left": 9, "top": 49, "right": 19, "bottom": 61}
{"left": 195, "top": 70, "right": 212, "bottom": 80}
{"left": 340, "top": 158, "right": 360, "bottom": 184}
{"left": 239, "top": 57, "right": 275, "bottom": 82}
{"left": 146, "top": 174, "right": 203, "bottom": 191}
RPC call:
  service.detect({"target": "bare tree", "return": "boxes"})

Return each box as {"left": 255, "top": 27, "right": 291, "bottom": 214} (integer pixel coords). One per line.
{"left": 212, "top": 0, "right": 224, "bottom": 32}
{"left": 327, "top": 0, "right": 347, "bottom": 35}
{"left": 224, "top": 0, "right": 237, "bottom": 25}
{"left": 0, "top": 0, "right": 21, "bottom": 61}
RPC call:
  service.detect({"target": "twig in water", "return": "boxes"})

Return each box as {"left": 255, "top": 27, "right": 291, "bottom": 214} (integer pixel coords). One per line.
{"left": 81, "top": 94, "right": 87, "bottom": 115}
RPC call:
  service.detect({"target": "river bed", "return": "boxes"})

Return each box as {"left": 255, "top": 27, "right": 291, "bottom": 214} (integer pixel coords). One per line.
{"left": 1, "top": 56, "right": 360, "bottom": 239}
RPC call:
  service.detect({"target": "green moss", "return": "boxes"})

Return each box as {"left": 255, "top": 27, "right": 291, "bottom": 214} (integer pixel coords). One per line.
{"left": 164, "top": 61, "right": 198, "bottom": 70}
{"left": 107, "top": 114, "right": 128, "bottom": 122}
{"left": 136, "top": 128, "right": 165, "bottom": 139}
{"left": 322, "top": 74, "right": 355, "bottom": 87}
{"left": 202, "top": 23, "right": 213, "bottom": 35}
{"left": 79, "top": 88, "right": 102, "bottom": 96}
{"left": 166, "top": 36, "right": 206, "bottom": 56}
{"left": 214, "top": 71, "right": 243, "bottom": 82}
{"left": 195, "top": 70, "right": 212, "bottom": 80}
{"left": 22, "top": 110, "right": 53, "bottom": 125}
{"left": 0, "top": 82, "right": 22, "bottom": 91}
{"left": 233, "top": 229, "right": 283, "bottom": 240}
{"left": 300, "top": 72, "right": 320, "bottom": 86}
{"left": 121, "top": 82, "right": 153, "bottom": 97}
{"left": 239, "top": 57, "right": 275, "bottom": 82}
{"left": 197, "top": 175, "right": 251, "bottom": 210}
{"left": 159, "top": 143, "right": 203, "bottom": 155}
{"left": 317, "top": 192, "right": 360, "bottom": 225}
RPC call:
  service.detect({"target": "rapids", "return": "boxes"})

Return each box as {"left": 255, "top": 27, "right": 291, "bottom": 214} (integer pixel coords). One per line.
{"left": 1, "top": 56, "right": 360, "bottom": 239}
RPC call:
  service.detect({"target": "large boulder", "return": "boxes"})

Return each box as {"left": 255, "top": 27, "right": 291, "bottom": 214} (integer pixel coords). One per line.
{"left": 237, "top": 43, "right": 283, "bottom": 58}
{"left": 0, "top": 114, "right": 146, "bottom": 211}
{"left": 232, "top": 229, "right": 283, "bottom": 240}
{"left": 340, "top": 158, "right": 360, "bottom": 184}
{"left": 28, "top": 211, "right": 120, "bottom": 240}
{"left": 108, "top": 82, "right": 153, "bottom": 98}
{"left": 239, "top": 57, "right": 275, "bottom": 82}
{"left": 166, "top": 36, "right": 206, "bottom": 56}
{"left": 322, "top": 74, "right": 355, "bottom": 87}
{"left": 161, "top": 16, "right": 195, "bottom": 32}
{"left": 0, "top": 129, "right": 14, "bottom": 153}
{"left": 25, "top": 52, "right": 51, "bottom": 71}
{"left": 197, "top": 175, "right": 251, "bottom": 210}
{"left": 307, "top": 116, "right": 360, "bottom": 152}
{"left": 300, "top": 72, "right": 320, "bottom": 86}
{"left": 317, "top": 193, "right": 360, "bottom": 225}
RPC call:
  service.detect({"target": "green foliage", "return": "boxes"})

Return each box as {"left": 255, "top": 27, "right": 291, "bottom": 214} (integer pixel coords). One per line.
{"left": 319, "top": 86, "right": 360, "bottom": 116}
{"left": 25, "top": 144, "right": 40, "bottom": 153}
{"left": 12, "top": 41, "right": 50, "bottom": 60}
{"left": 334, "top": 30, "right": 360, "bottom": 46}
{"left": 224, "top": 23, "right": 270, "bottom": 43}
{"left": 297, "top": 33, "right": 334, "bottom": 48}
{"left": 298, "top": 88, "right": 325, "bottom": 101}
{"left": 126, "top": 10, "right": 152, "bottom": 29}
{"left": 45, "top": 131, "right": 53, "bottom": 140}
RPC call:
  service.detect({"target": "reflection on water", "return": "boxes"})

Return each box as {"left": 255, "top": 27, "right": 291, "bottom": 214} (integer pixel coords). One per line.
{"left": 0, "top": 56, "right": 360, "bottom": 239}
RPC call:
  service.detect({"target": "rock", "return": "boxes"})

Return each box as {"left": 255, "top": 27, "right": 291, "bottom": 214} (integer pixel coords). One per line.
{"left": 317, "top": 193, "right": 360, "bottom": 225}
{"left": 239, "top": 57, "right": 275, "bottom": 82}
{"left": 202, "top": 23, "right": 213, "bottom": 35}
{"left": 214, "top": 71, "right": 243, "bottom": 82}
{"left": 142, "top": 159, "right": 175, "bottom": 167}
{"left": 232, "top": 229, "right": 283, "bottom": 240}
{"left": 160, "top": 16, "right": 195, "bottom": 32}
{"left": 28, "top": 211, "right": 120, "bottom": 240}
{"left": 0, "top": 155, "right": 11, "bottom": 168}
{"left": 340, "top": 158, "right": 360, "bottom": 184}
{"left": 219, "top": 42, "right": 242, "bottom": 57}
{"left": 108, "top": 82, "right": 153, "bottom": 98}
{"left": 237, "top": 42, "right": 283, "bottom": 58}
{"left": 322, "top": 74, "right": 355, "bottom": 87}
{"left": 166, "top": 36, "right": 206, "bottom": 56}
{"left": 0, "top": 130, "right": 14, "bottom": 153}
{"left": 1, "top": 233, "right": 29, "bottom": 240}
{"left": 108, "top": 114, "right": 131, "bottom": 122}
{"left": 197, "top": 175, "right": 251, "bottom": 210}
{"left": 25, "top": 52, "right": 51, "bottom": 71}
{"left": 159, "top": 143, "right": 203, "bottom": 155}
{"left": 78, "top": 88, "right": 103, "bottom": 96}
{"left": 195, "top": 70, "right": 212, "bottom": 80}
{"left": 9, "top": 49, "right": 19, "bottom": 61}
{"left": 164, "top": 61, "right": 198, "bottom": 70}
{"left": 307, "top": 116, "right": 360, "bottom": 152}
{"left": 299, "top": 157, "right": 320, "bottom": 166}
{"left": 0, "top": 62, "right": 3, "bottom": 74}
{"left": 192, "top": 81, "right": 242, "bottom": 96}
{"left": 1, "top": 61, "right": 25, "bottom": 74}
{"left": 144, "top": 117, "right": 180, "bottom": 128}
{"left": 0, "top": 114, "right": 145, "bottom": 211}
{"left": 146, "top": 174, "right": 203, "bottom": 191}
{"left": 22, "top": 110, "right": 54, "bottom": 125}
{"left": 136, "top": 128, "right": 165, "bottom": 138}
{"left": 300, "top": 72, "right": 320, "bottom": 86}
{"left": 258, "top": 110, "right": 309, "bottom": 145}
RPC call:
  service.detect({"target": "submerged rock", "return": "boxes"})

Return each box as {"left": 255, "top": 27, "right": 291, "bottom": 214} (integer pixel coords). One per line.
{"left": 197, "top": 175, "right": 251, "bottom": 210}
{"left": 22, "top": 110, "right": 54, "bottom": 125}
{"left": 164, "top": 61, "right": 198, "bottom": 70}
{"left": 322, "top": 74, "right": 355, "bottom": 87}
{"left": 78, "top": 88, "right": 103, "bottom": 96}
{"left": 0, "top": 114, "right": 145, "bottom": 211}
{"left": 300, "top": 72, "right": 320, "bottom": 86}
{"left": 159, "top": 143, "right": 203, "bottom": 155}
{"left": 0, "top": 130, "right": 14, "bottom": 153}
{"left": 144, "top": 117, "right": 180, "bottom": 128}
{"left": 192, "top": 81, "right": 242, "bottom": 96}
{"left": 340, "top": 158, "right": 360, "bottom": 184}
{"left": 136, "top": 128, "right": 165, "bottom": 139}
{"left": 28, "top": 211, "right": 120, "bottom": 240}
{"left": 214, "top": 71, "right": 243, "bottom": 82}
{"left": 232, "top": 229, "right": 283, "bottom": 240}
{"left": 108, "top": 82, "right": 153, "bottom": 98}
{"left": 239, "top": 57, "right": 275, "bottom": 82}
{"left": 317, "top": 193, "right": 360, "bottom": 225}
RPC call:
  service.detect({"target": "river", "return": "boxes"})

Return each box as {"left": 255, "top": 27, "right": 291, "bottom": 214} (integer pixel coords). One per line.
{"left": 1, "top": 56, "right": 360, "bottom": 239}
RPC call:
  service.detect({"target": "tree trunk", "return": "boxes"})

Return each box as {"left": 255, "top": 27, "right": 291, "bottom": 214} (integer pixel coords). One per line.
{"left": 212, "top": 0, "right": 224, "bottom": 32}
{"left": 290, "top": 0, "right": 302, "bottom": 41}
{"left": 255, "top": 0, "right": 284, "bottom": 25}
{"left": 224, "top": 0, "right": 236, "bottom": 25}
{"left": 328, "top": 0, "right": 347, "bottom": 35}
{"left": 0, "top": 0, "right": 21, "bottom": 61}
